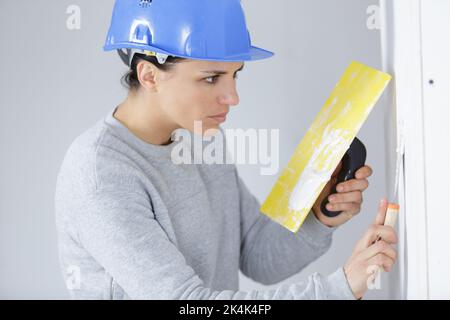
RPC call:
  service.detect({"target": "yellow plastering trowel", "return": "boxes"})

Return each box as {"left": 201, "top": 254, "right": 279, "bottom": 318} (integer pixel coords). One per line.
{"left": 260, "top": 61, "right": 392, "bottom": 233}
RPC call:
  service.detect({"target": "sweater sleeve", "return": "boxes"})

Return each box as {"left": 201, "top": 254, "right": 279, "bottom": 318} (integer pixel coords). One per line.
{"left": 75, "top": 183, "right": 355, "bottom": 300}
{"left": 235, "top": 167, "right": 354, "bottom": 298}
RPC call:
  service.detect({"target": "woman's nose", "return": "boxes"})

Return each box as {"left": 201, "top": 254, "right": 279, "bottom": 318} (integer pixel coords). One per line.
{"left": 218, "top": 84, "right": 240, "bottom": 106}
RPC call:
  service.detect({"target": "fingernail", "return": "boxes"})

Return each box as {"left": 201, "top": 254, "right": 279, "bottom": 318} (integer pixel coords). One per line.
{"left": 327, "top": 204, "right": 333, "bottom": 210}
{"left": 337, "top": 185, "right": 343, "bottom": 192}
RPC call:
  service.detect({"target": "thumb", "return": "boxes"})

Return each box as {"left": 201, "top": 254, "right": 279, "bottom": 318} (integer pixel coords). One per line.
{"left": 332, "top": 160, "right": 343, "bottom": 178}
{"left": 374, "top": 197, "right": 388, "bottom": 225}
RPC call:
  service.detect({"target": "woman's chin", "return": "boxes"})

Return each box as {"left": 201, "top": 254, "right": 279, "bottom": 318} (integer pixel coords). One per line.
{"left": 187, "top": 118, "right": 222, "bottom": 136}
{"left": 203, "top": 126, "right": 221, "bottom": 136}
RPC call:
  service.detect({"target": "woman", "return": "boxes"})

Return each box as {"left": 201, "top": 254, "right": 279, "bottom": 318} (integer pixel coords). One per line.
{"left": 55, "top": 0, "right": 397, "bottom": 299}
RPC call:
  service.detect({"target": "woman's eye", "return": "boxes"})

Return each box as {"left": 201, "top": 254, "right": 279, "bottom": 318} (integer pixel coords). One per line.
{"left": 205, "top": 76, "right": 219, "bottom": 84}
{"left": 204, "top": 74, "right": 239, "bottom": 85}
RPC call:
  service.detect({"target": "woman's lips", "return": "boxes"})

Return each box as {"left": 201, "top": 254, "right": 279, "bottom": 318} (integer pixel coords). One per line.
{"left": 208, "top": 112, "right": 228, "bottom": 123}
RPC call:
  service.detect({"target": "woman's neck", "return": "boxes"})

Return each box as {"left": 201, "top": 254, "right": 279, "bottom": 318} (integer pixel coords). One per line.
{"left": 113, "top": 93, "right": 180, "bottom": 146}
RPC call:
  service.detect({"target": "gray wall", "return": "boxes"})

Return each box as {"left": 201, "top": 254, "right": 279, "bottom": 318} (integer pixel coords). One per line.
{"left": 0, "top": 0, "right": 390, "bottom": 299}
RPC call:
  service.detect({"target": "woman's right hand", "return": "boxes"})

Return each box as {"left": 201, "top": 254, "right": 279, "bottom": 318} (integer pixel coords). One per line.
{"left": 343, "top": 198, "right": 398, "bottom": 299}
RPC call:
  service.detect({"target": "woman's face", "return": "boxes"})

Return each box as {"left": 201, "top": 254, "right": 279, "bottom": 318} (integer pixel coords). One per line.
{"left": 155, "top": 59, "right": 244, "bottom": 135}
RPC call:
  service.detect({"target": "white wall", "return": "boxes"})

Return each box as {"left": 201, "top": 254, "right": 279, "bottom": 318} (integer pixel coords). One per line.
{"left": 421, "top": 0, "right": 450, "bottom": 299}
{"left": 381, "top": 0, "right": 450, "bottom": 299}
{"left": 0, "top": 0, "right": 388, "bottom": 299}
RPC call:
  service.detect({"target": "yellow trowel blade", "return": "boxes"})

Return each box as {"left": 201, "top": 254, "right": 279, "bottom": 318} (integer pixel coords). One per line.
{"left": 260, "top": 61, "right": 392, "bottom": 233}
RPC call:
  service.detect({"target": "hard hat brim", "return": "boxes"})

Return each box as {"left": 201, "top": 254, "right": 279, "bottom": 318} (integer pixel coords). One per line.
{"left": 104, "top": 43, "right": 274, "bottom": 62}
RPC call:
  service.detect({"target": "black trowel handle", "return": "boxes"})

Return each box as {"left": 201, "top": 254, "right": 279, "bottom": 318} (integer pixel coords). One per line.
{"left": 320, "top": 137, "right": 367, "bottom": 218}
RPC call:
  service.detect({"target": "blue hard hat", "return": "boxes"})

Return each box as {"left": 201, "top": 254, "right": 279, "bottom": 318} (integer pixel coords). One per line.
{"left": 103, "top": 0, "right": 274, "bottom": 64}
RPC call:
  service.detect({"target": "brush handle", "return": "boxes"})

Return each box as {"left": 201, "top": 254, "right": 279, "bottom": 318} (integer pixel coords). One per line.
{"left": 320, "top": 137, "right": 367, "bottom": 218}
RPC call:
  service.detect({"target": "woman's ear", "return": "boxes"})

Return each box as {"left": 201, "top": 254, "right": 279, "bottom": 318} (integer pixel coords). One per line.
{"left": 136, "top": 61, "right": 159, "bottom": 92}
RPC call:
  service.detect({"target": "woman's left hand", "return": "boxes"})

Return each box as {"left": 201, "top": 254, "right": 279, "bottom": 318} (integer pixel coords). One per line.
{"left": 311, "top": 162, "right": 373, "bottom": 228}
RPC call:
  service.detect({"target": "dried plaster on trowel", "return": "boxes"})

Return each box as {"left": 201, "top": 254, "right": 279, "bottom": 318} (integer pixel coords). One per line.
{"left": 287, "top": 124, "right": 351, "bottom": 228}
{"left": 287, "top": 71, "right": 381, "bottom": 215}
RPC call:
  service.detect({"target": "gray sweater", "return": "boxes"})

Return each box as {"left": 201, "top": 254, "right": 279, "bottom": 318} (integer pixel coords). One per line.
{"left": 54, "top": 106, "right": 356, "bottom": 300}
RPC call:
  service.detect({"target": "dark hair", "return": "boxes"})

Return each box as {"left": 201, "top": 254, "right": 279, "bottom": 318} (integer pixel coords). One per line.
{"left": 121, "top": 53, "right": 186, "bottom": 92}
